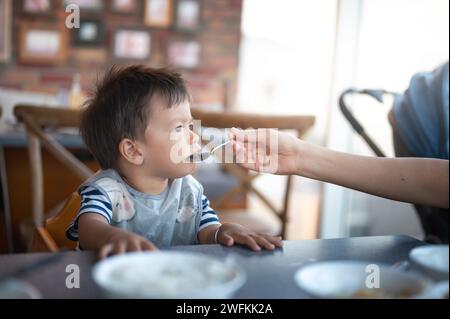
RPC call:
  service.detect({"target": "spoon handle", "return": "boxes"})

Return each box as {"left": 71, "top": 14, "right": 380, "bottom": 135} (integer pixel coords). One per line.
{"left": 211, "top": 139, "right": 232, "bottom": 154}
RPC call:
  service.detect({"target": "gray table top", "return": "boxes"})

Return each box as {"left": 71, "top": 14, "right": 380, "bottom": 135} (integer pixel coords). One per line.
{"left": 0, "top": 235, "right": 425, "bottom": 299}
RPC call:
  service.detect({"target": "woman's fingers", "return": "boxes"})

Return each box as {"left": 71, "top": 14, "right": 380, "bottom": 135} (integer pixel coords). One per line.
{"left": 232, "top": 140, "right": 256, "bottom": 170}
{"left": 230, "top": 128, "right": 260, "bottom": 153}
{"left": 230, "top": 127, "right": 271, "bottom": 150}
{"left": 230, "top": 128, "right": 273, "bottom": 173}
{"left": 231, "top": 127, "right": 251, "bottom": 142}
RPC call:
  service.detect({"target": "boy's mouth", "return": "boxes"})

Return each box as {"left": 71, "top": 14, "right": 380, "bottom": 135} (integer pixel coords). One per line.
{"left": 184, "top": 139, "right": 232, "bottom": 163}
{"left": 182, "top": 144, "right": 203, "bottom": 163}
{"left": 186, "top": 151, "right": 211, "bottom": 163}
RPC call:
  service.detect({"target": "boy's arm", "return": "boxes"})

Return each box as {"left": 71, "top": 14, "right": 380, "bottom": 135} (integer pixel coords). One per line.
{"left": 196, "top": 194, "right": 221, "bottom": 244}
{"left": 300, "top": 142, "right": 449, "bottom": 208}
{"left": 197, "top": 224, "right": 220, "bottom": 244}
{"left": 78, "top": 213, "right": 156, "bottom": 259}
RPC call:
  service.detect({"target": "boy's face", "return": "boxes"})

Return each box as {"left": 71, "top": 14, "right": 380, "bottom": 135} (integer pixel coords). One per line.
{"left": 138, "top": 97, "right": 201, "bottom": 179}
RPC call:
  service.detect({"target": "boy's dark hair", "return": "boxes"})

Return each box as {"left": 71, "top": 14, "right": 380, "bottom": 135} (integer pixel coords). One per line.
{"left": 80, "top": 65, "right": 190, "bottom": 169}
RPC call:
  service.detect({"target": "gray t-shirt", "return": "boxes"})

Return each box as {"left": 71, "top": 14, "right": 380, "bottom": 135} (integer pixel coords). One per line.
{"left": 66, "top": 169, "right": 220, "bottom": 247}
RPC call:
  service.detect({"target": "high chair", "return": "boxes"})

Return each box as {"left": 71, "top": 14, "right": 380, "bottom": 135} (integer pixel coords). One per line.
{"left": 13, "top": 105, "right": 94, "bottom": 252}
{"left": 31, "top": 192, "right": 80, "bottom": 252}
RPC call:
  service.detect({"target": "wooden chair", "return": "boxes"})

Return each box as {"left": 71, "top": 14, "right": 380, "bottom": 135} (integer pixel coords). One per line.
{"left": 13, "top": 105, "right": 94, "bottom": 251}
{"left": 191, "top": 108, "right": 315, "bottom": 237}
{"left": 31, "top": 192, "right": 80, "bottom": 252}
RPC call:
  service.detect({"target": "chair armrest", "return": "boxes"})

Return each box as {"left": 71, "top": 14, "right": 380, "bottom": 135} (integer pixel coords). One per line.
{"left": 31, "top": 226, "right": 59, "bottom": 253}
{"left": 191, "top": 108, "right": 315, "bottom": 135}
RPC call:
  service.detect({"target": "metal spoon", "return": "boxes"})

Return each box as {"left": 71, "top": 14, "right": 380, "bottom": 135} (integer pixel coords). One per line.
{"left": 188, "top": 139, "right": 232, "bottom": 162}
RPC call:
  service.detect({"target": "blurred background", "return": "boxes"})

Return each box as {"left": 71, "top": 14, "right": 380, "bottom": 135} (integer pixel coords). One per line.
{"left": 0, "top": 0, "right": 448, "bottom": 253}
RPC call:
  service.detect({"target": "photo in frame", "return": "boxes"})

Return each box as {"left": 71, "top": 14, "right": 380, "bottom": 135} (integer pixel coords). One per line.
{"left": 175, "top": 0, "right": 201, "bottom": 31}
{"left": 73, "top": 19, "right": 104, "bottom": 47}
{"left": 18, "top": 23, "right": 68, "bottom": 65}
{"left": 62, "top": 0, "right": 103, "bottom": 11}
{"left": 167, "top": 39, "right": 200, "bottom": 69}
{"left": 144, "top": 0, "right": 173, "bottom": 28}
{"left": 110, "top": 0, "right": 139, "bottom": 14}
{"left": 22, "top": 0, "right": 53, "bottom": 15}
{"left": 113, "top": 29, "right": 151, "bottom": 60}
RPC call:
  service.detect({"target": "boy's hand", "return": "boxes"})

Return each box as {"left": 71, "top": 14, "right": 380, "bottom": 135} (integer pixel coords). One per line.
{"left": 216, "top": 223, "right": 283, "bottom": 251}
{"left": 99, "top": 228, "right": 157, "bottom": 259}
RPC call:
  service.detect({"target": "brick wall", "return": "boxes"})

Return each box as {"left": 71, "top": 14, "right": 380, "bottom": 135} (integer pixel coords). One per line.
{"left": 0, "top": 0, "right": 243, "bottom": 109}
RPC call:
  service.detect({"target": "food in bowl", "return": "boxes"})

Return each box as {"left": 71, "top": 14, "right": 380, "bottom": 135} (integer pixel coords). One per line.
{"left": 294, "top": 260, "right": 429, "bottom": 299}
{"left": 92, "top": 251, "right": 246, "bottom": 298}
{"left": 351, "top": 287, "right": 416, "bottom": 299}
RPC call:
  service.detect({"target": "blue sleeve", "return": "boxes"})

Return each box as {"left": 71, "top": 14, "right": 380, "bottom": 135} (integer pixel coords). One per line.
{"left": 65, "top": 185, "right": 113, "bottom": 241}
{"left": 198, "top": 194, "right": 221, "bottom": 231}
{"left": 392, "top": 62, "right": 449, "bottom": 159}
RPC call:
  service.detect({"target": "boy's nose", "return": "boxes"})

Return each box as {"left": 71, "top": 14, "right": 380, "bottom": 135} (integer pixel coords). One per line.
{"left": 189, "top": 131, "right": 200, "bottom": 145}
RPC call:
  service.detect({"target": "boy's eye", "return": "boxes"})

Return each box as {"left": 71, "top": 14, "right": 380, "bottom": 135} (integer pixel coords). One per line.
{"left": 189, "top": 124, "right": 194, "bottom": 131}
{"left": 175, "top": 125, "right": 183, "bottom": 132}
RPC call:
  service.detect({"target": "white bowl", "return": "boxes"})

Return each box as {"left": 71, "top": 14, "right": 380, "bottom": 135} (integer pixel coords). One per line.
{"left": 294, "top": 261, "right": 429, "bottom": 299}
{"left": 0, "top": 279, "right": 42, "bottom": 299}
{"left": 418, "top": 281, "right": 449, "bottom": 299}
{"left": 409, "top": 245, "right": 449, "bottom": 281}
{"left": 92, "top": 251, "right": 246, "bottom": 299}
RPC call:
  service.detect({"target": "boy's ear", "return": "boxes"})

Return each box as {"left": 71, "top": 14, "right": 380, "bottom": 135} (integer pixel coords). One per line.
{"left": 119, "top": 138, "right": 144, "bottom": 165}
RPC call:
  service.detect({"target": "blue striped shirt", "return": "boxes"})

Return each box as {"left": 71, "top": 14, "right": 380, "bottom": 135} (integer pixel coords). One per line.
{"left": 66, "top": 181, "right": 220, "bottom": 242}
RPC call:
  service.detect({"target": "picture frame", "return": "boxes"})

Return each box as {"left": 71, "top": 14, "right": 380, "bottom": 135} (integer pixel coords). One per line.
{"left": 0, "top": 0, "right": 11, "bottom": 62}
{"left": 18, "top": 23, "right": 68, "bottom": 65}
{"left": 21, "top": 0, "right": 53, "bottom": 15}
{"left": 175, "top": 0, "right": 201, "bottom": 31}
{"left": 62, "top": 0, "right": 103, "bottom": 12}
{"left": 144, "top": 0, "right": 173, "bottom": 28}
{"left": 112, "top": 29, "right": 151, "bottom": 60}
{"left": 167, "top": 39, "right": 200, "bottom": 69}
{"left": 110, "top": 0, "right": 139, "bottom": 14}
{"left": 73, "top": 19, "right": 104, "bottom": 47}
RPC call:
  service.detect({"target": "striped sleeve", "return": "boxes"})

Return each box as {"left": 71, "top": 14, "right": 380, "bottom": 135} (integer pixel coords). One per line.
{"left": 65, "top": 185, "right": 113, "bottom": 241}
{"left": 198, "top": 194, "right": 221, "bottom": 231}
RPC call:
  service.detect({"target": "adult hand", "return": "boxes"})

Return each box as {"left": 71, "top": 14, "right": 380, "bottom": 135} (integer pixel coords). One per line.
{"left": 229, "top": 127, "right": 302, "bottom": 175}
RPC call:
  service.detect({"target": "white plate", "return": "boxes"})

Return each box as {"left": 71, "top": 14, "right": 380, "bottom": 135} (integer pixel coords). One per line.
{"left": 409, "top": 245, "right": 449, "bottom": 281}
{"left": 92, "top": 251, "right": 246, "bottom": 299}
{"left": 0, "top": 279, "right": 42, "bottom": 299}
{"left": 418, "top": 281, "right": 449, "bottom": 299}
{"left": 294, "top": 261, "right": 429, "bottom": 299}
